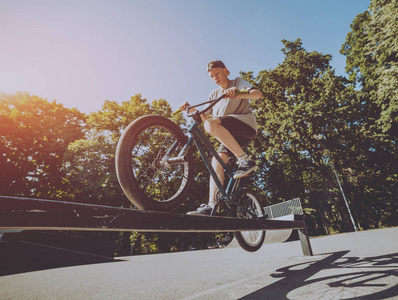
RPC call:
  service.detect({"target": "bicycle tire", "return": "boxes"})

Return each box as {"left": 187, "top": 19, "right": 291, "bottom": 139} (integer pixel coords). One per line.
{"left": 116, "top": 115, "right": 194, "bottom": 212}
{"left": 233, "top": 189, "right": 265, "bottom": 252}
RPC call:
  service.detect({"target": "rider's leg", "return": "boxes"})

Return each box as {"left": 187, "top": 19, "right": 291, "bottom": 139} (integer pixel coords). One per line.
{"left": 205, "top": 117, "right": 257, "bottom": 179}
{"left": 188, "top": 117, "right": 258, "bottom": 215}
{"left": 187, "top": 152, "right": 229, "bottom": 215}
{"left": 208, "top": 152, "right": 229, "bottom": 208}
{"left": 204, "top": 118, "right": 245, "bottom": 158}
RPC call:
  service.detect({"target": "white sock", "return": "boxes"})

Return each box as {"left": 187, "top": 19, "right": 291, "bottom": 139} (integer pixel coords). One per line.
{"left": 237, "top": 153, "right": 249, "bottom": 161}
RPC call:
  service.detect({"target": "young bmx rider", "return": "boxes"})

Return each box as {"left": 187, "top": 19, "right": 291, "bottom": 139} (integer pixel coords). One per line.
{"left": 179, "top": 60, "right": 263, "bottom": 215}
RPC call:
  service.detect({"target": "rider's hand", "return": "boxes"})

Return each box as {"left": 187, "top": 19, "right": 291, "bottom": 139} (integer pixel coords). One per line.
{"left": 179, "top": 101, "right": 191, "bottom": 112}
{"left": 224, "top": 87, "right": 238, "bottom": 98}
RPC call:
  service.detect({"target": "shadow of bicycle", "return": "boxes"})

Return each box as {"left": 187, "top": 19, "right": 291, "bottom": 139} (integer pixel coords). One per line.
{"left": 240, "top": 251, "right": 398, "bottom": 300}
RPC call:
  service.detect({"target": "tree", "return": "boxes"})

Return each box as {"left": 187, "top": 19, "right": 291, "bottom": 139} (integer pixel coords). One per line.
{"left": 0, "top": 92, "right": 86, "bottom": 198}
{"left": 242, "top": 39, "right": 365, "bottom": 233}
{"left": 341, "top": 0, "right": 398, "bottom": 135}
{"left": 340, "top": 0, "right": 398, "bottom": 228}
{"left": 241, "top": 33, "right": 397, "bottom": 233}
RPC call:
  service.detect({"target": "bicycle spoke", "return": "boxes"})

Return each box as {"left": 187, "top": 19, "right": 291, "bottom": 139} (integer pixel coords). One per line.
{"left": 116, "top": 115, "right": 194, "bottom": 211}
{"left": 234, "top": 189, "right": 265, "bottom": 251}
{"left": 129, "top": 123, "right": 187, "bottom": 202}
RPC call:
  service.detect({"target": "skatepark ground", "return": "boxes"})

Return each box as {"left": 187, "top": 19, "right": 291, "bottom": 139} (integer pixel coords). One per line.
{"left": 0, "top": 227, "right": 397, "bottom": 299}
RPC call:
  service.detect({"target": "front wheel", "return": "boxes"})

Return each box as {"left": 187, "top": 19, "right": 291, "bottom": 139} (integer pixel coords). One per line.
{"left": 233, "top": 189, "right": 265, "bottom": 252}
{"left": 116, "top": 115, "right": 194, "bottom": 212}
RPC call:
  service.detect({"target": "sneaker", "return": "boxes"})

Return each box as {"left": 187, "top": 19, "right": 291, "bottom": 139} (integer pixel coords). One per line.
{"left": 233, "top": 158, "right": 258, "bottom": 179}
{"left": 187, "top": 204, "right": 213, "bottom": 216}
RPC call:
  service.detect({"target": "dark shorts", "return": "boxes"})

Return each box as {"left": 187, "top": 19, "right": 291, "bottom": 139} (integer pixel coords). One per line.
{"left": 217, "top": 116, "right": 256, "bottom": 156}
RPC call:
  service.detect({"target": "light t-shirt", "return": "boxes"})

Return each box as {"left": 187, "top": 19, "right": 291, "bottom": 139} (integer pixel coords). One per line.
{"left": 207, "top": 77, "right": 257, "bottom": 132}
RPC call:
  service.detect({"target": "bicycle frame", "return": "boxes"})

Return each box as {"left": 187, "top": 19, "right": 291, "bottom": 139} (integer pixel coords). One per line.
{"left": 164, "top": 90, "right": 260, "bottom": 217}
{"left": 115, "top": 93, "right": 266, "bottom": 250}
{"left": 172, "top": 118, "right": 254, "bottom": 217}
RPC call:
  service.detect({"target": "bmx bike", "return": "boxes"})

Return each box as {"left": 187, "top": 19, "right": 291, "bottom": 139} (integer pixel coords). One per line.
{"left": 115, "top": 90, "right": 265, "bottom": 252}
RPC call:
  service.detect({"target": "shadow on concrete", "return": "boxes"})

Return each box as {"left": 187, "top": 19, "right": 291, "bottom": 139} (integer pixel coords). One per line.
{"left": 0, "top": 241, "right": 122, "bottom": 276}
{"left": 240, "top": 251, "right": 398, "bottom": 300}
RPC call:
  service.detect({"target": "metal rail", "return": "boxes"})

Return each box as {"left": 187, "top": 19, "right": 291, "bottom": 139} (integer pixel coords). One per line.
{"left": 264, "top": 198, "right": 303, "bottom": 219}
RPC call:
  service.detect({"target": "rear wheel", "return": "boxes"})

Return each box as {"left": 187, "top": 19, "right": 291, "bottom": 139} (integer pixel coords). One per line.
{"left": 116, "top": 115, "right": 194, "bottom": 212}
{"left": 233, "top": 189, "right": 265, "bottom": 252}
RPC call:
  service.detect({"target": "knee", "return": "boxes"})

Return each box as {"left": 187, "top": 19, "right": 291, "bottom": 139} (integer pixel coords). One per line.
{"left": 204, "top": 120, "right": 212, "bottom": 134}
{"left": 204, "top": 118, "right": 221, "bottom": 135}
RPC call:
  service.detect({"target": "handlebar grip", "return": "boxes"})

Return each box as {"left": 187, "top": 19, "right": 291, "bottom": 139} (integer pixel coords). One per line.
{"left": 173, "top": 109, "right": 181, "bottom": 115}
{"left": 235, "top": 89, "right": 250, "bottom": 96}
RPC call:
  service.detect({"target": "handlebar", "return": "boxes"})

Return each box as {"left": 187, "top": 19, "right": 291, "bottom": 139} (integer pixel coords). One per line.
{"left": 173, "top": 89, "right": 249, "bottom": 116}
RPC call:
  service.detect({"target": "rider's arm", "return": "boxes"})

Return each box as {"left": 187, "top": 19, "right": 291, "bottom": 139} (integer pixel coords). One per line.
{"left": 178, "top": 102, "right": 209, "bottom": 123}
{"left": 246, "top": 88, "right": 263, "bottom": 100}
{"left": 224, "top": 87, "right": 263, "bottom": 100}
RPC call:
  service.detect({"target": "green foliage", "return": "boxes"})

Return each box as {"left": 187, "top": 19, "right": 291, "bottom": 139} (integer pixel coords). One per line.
{"left": 0, "top": 92, "right": 86, "bottom": 198}
{"left": 129, "top": 232, "right": 226, "bottom": 255}
{"left": 243, "top": 36, "right": 397, "bottom": 234}
{"left": 339, "top": 0, "right": 398, "bottom": 228}
{"left": 341, "top": 0, "right": 398, "bottom": 134}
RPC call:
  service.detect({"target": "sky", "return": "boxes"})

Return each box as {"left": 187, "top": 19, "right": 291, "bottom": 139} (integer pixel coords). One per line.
{"left": 0, "top": 0, "right": 370, "bottom": 114}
